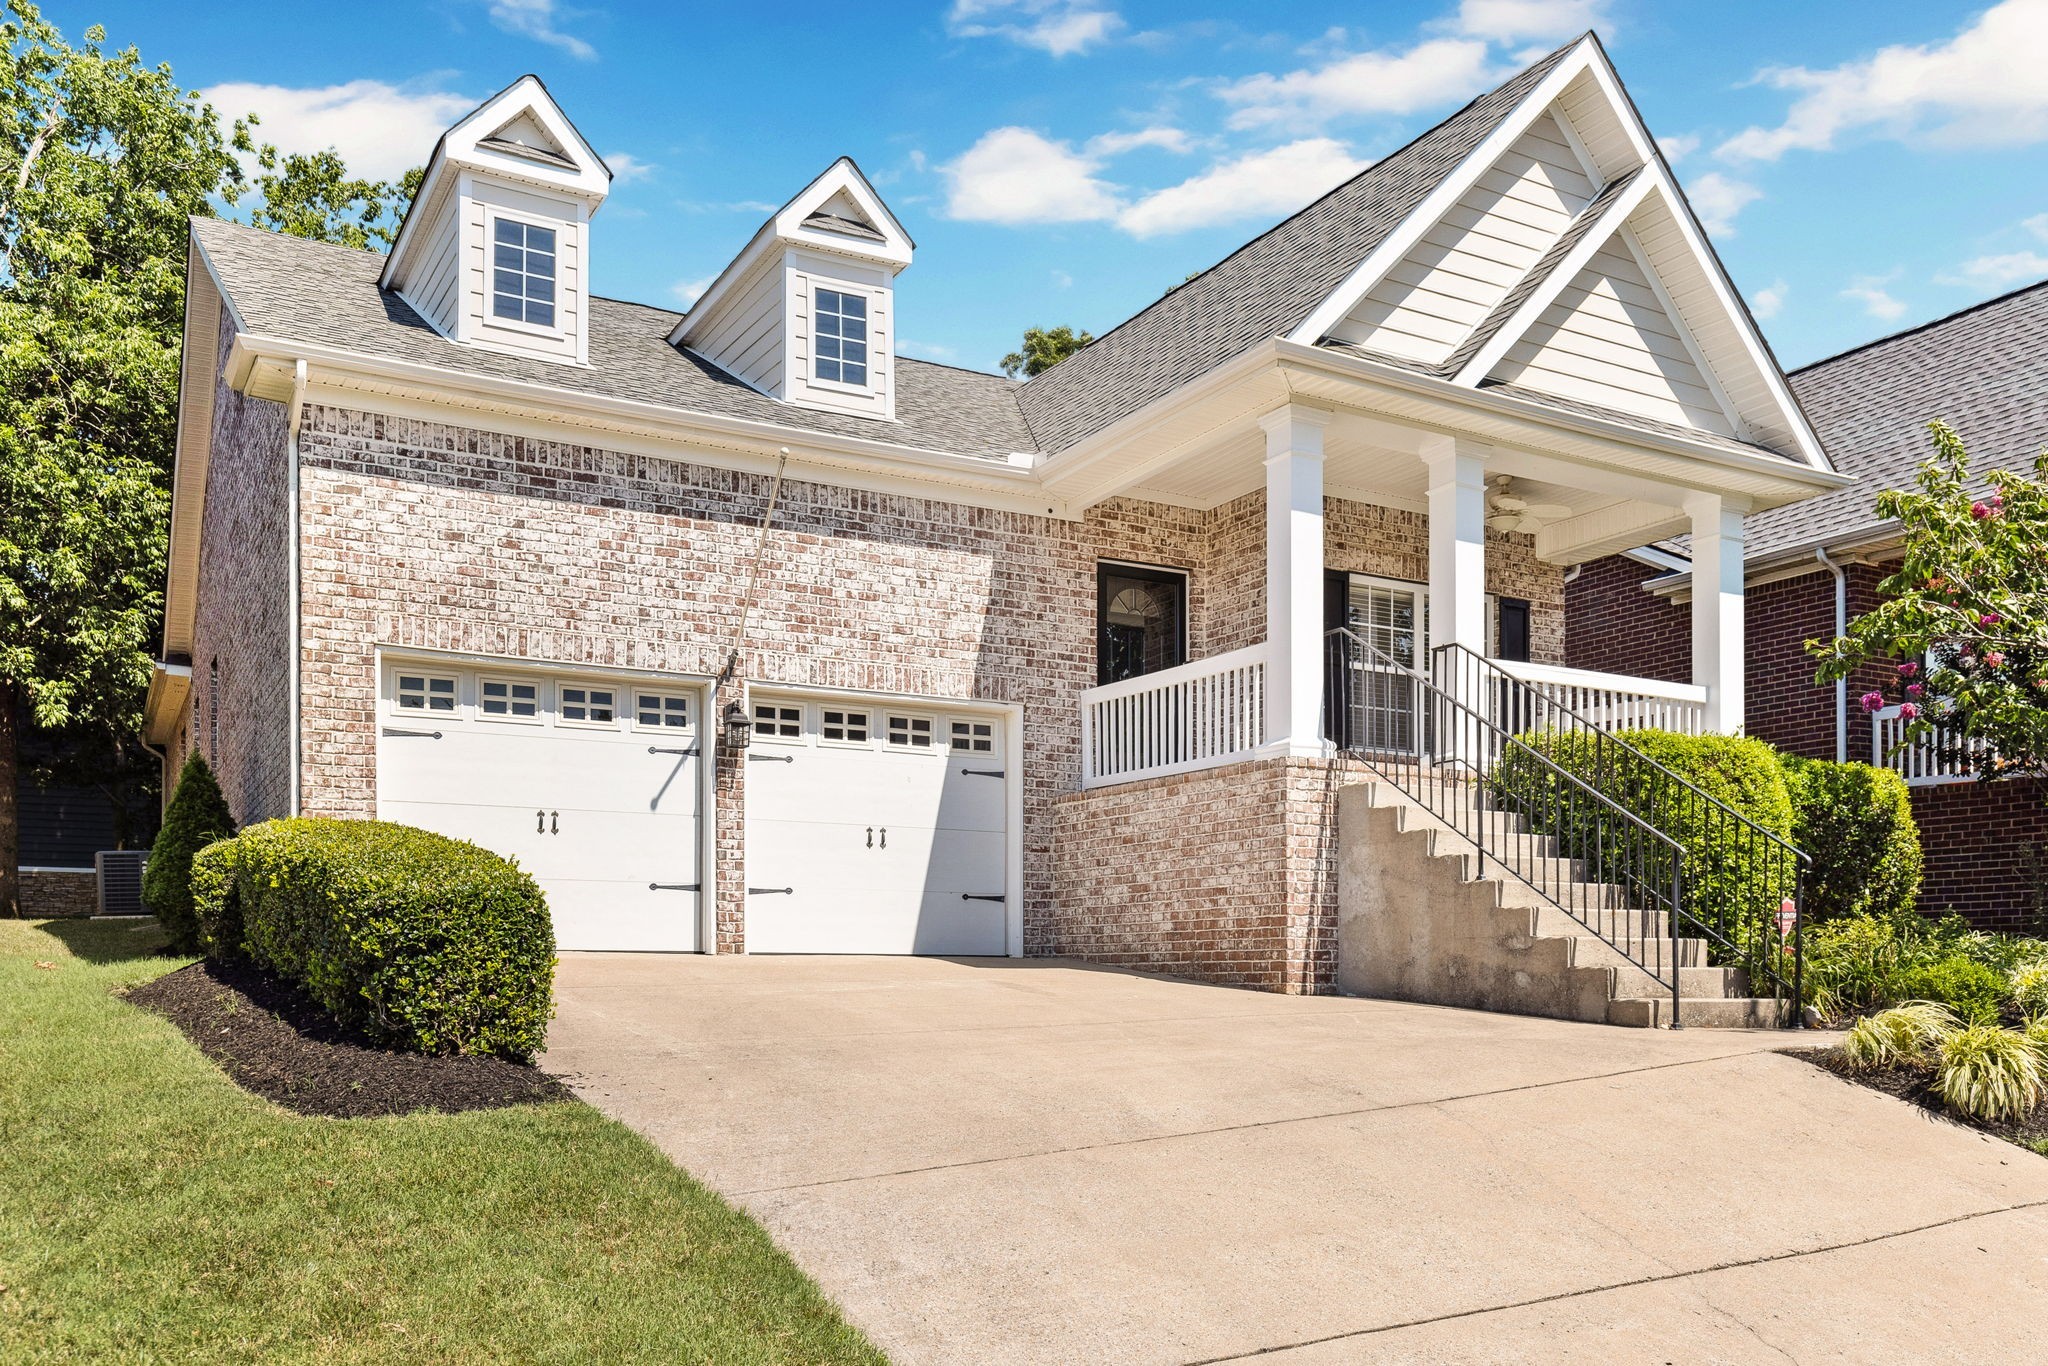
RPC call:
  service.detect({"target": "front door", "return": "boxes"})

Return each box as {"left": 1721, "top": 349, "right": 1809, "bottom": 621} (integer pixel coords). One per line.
{"left": 1327, "top": 574, "right": 1426, "bottom": 753}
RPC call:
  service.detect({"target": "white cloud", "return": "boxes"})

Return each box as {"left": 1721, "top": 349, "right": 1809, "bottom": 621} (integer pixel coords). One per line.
{"left": 1217, "top": 38, "right": 1495, "bottom": 130}
{"left": 205, "top": 79, "right": 473, "bottom": 182}
{"left": 1936, "top": 251, "right": 2048, "bottom": 288}
{"left": 2026, "top": 211, "right": 2048, "bottom": 241}
{"left": 1657, "top": 133, "right": 1700, "bottom": 164}
{"left": 948, "top": 0, "right": 1124, "bottom": 57}
{"left": 1450, "top": 0, "right": 1607, "bottom": 44}
{"left": 1051, "top": 268, "right": 1074, "bottom": 289}
{"left": 941, "top": 127, "right": 1120, "bottom": 224}
{"left": 1719, "top": 0, "right": 2048, "bottom": 161}
{"left": 1685, "top": 171, "right": 1762, "bottom": 237}
{"left": 1751, "top": 279, "right": 1788, "bottom": 320}
{"left": 604, "top": 152, "right": 653, "bottom": 184}
{"left": 1842, "top": 275, "right": 1908, "bottom": 321}
{"left": 1086, "top": 126, "right": 1193, "bottom": 156}
{"left": 486, "top": 0, "right": 597, "bottom": 61}
{"left": 671, "top": 275, "right": 716, "bottom": 306}
{"left": 899, "top": 337, "right": 960, "bottom": 362}
{"left": 1117, "top": 138, "right": 1366, "bottom": 237}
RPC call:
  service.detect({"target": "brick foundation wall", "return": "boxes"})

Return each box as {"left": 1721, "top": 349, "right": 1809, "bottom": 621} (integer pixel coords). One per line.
{"left": 1908, "top": 780, "right": 2048, "bottom": 933}
{"left": 1052, "top": 756, "right": 1350, "bottom": 993}
{"left": 18, "top": 868, "right": 98, "bottom": 918}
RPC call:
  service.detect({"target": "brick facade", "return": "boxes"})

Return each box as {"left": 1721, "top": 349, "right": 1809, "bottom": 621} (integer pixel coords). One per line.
{"left": 182, "top": 395, "right": 1566, "bottom": 983}
{"left": 1564, "top": 554, "right": 1686, "bottom": 683}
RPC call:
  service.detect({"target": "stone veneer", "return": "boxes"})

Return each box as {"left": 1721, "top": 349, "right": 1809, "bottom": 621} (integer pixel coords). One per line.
{"left": 183, "top": 392, "right": 1567, "bottom": 982}
{"left": 18, "top": 869, "right": 98, "bottom": 918}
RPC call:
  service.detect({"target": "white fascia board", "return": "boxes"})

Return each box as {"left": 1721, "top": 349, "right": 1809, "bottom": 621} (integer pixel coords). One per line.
{"left": 1624, "top": 544, "right": 1690, "bottom": 573}
{"left": 1448, "top": 170, "right": 1658, "bottom": 386}
{"left": 669, "top": 220, "right": 777, "bottom": 347}
{"left": 447, "top": 75, "right": 611, "bottom": 197}
{"left": 775, "top": 157, "right": 914, "bottom": 265}
{"left": 163, "top": 233, "right": 234, "bottom": 660}
{"left": 1286, "top": 36, "right": 1601, "bottom": 348}
{"left": 1274, "top": 339, "right": 1856, "bottom": 496}
{"left": 1644, "top": 523, "right": 1904, "bottom": 599}
{"left": 228, "top": 334, "right": 1063, "bottom": 517}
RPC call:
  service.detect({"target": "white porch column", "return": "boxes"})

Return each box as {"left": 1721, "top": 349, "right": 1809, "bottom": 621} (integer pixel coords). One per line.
{"left": 1687, "top": 493, "right": 1748, "bottom": 734}
{"left": 1259, "top": 404, "right": 1331, "bottom": 757}
{"left": 1422, "top": 437, "right": 1491, "bottom": 661}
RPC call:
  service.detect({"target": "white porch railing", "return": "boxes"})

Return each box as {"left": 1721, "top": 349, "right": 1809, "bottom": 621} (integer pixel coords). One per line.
{"left": 1080, "top": 644, "right": 1267, "bottom": 789}
{"left": 1490, "top": 660, "right": 1708, "bottom": 735}
{"left": 1872, "top": 704, "right": 1983, "bottom": 786}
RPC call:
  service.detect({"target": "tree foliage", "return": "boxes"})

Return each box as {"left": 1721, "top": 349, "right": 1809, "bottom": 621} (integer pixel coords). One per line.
{"left": 142, "top": 751, "right": 233, "bottom": 951}
{"left": 245, "top": 145, "right": 421, "bottom": 251}
{"left": 1000, "top": 324, "right": 1093, "bottom": 378}
{"left": 1815, "top": 421, "right": 2048, "bottom": 780}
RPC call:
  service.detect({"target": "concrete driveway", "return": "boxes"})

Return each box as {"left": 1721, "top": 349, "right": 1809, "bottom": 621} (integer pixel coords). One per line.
{"left": 544, "top": 955, "right": 2048, "bottom": 1364}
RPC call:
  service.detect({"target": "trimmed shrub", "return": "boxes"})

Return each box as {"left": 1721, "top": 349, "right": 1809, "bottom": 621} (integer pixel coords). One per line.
{"left": 142, "top": 753, "right": 237, "bottom": 952}
{"left": 2011, "top": 961, "right": 2048, "bottom": 1020}
{"left": 1842, "top": 1001, "right": 1958, "bottom": 1071}
{"left": 1937, "top": 1024, "right": 2044, "bottom": 1121}
{"left": 1891, "top": 956, "right": 2009, "bottom": 1025}
{"left": 1781, "top": 757, "right": 1922, "bottom": 924}
{"left": 191, "top": 818, "right": 555, "bottom": 1059}
{"left": 1494, "top": 729, "right": 1796, "bottom": 959}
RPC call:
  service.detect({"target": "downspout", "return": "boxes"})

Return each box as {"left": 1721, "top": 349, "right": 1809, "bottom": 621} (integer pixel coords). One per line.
{"left": 286, "top": 360, "right": 308, "bottom": 816}
{"left": 1816, "top": 547, "right": 1847, "bottom": 763}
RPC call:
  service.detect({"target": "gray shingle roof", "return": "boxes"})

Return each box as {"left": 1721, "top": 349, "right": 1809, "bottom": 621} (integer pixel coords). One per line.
{"left": 191, "top": 217, "right": 1036, "bottom": 462}
{"left": 1738, "top": 278, "right": 2048, "bottom": 560}
{"left": 1012, "top": 39, "right": 1578, "bottom": 452}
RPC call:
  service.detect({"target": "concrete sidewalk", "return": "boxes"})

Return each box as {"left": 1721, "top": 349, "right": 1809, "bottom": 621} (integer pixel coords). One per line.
{"left": 544, "top": 954, "right": 2048, "bottom": 1364}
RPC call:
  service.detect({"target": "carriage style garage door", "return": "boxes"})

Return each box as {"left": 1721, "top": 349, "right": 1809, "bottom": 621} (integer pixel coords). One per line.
{"left": 744, "top": 693, "right": 1010, "bottom": 955}
{"left": 375, "top": 662, "right": 705, "bottom": 952}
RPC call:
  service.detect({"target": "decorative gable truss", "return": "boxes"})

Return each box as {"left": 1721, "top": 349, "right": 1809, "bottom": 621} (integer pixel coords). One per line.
{"left": 1292, "top": 37, "right": 1825, "bottom": 472}
{"left": 380, "top": 75, "right": 612, "bottom": 366}
{"left": 670, "top": 158, "right": 914, "bottom": 423}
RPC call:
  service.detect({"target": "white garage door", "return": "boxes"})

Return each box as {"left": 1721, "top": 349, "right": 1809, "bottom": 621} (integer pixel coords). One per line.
{"left": 744, "top": 695, "right": 1010, "bottom": 955}
{"left": 376, "top": 664, "right": 704, "bottom": 952}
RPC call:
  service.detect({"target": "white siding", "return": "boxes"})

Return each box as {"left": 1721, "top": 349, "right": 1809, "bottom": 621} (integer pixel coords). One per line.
{"left": 458, "top": 180, "right": 588, "bottom": 366}
{"left": 1486, "top": 231, "right": 1734, "bottom": 435}
{"left": 402, "top": 189, "right": 463, "bottom": 339}
{"left": 1331, "top": 111, "right": 1596, "bottom": 364}
{"left": 686, "top": 254, "right": 786, "bottom": 393}
{"left": 784, "top": 250, "right": 894, "bottom": 421}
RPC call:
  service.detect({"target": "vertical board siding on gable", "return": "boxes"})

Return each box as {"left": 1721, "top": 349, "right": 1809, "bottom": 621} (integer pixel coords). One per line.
{"left": 1331, "top": 111, "right": 1594, "bottom": 364}
{"left": 1488, "top": 233, "right": 1734, "bottom": 435}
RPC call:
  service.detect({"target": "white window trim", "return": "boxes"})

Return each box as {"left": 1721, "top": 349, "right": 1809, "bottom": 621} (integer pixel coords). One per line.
{"left": 946, "top": 715, "right": 1001, "bottom": 758}
{"left": 817, "top": 704, "right": 876, "bottom": 750}
{"left": 556, "top": 682, "right": 620, "bottom": 730}
{"left": 391, "top": 670, "right": 460, "bottom": 717}
{"left": 751, "top": 700, "right": 807, "bottom": 744}
{"left": 807, "top": 280, "right": 879, "bottom": 394}
{"left": 882, "top": 710, "right": 944, "bottom": 755}
{"left": 478, "top": 673, "right": 546, "bottom": 725}
{"left": 483, "top": 208, "right": 568, "bottom": 341}
{"left": 631, "top": 691, "right": 695, "bottom": 733}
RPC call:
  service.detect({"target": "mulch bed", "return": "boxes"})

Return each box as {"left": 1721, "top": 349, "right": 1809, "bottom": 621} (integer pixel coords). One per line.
{"left": 1792, "top": 1046, "right": 2048, "bottom": 1152}
{"left": 126, "top": 957, "right": 571, "bottom": 1119}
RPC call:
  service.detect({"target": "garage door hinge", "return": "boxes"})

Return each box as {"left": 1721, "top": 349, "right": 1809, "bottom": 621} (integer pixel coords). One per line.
{"left": 381, "top": 726, "right": 443, "bottom": 739}
{"left": 748, "top": 753, "right": 795, "bottom": 763}
{"left": 961, "top": 893, "right": 1007, "bottom": 903}
{"left": 648, "top": 883, "right": 701, "bottom": 892}
{"left": 647, "top": 745, "right": 698, "bottom": 756}
{"left": 747, "top": 886, "right": 794, "bottom": 895}
{"left": 959, "top": 767, "right": 1004, "bottom": 778}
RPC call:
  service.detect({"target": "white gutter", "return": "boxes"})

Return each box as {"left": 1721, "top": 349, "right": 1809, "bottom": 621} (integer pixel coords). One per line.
{"left": 286, "top": 358, "right": 307, "bottom": 816}
{"left": 1816, "top": 546, "right": 1847, "bottom": 763}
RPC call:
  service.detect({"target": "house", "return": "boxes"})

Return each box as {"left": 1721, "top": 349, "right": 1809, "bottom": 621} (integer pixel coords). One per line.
{"left": 1568, "top": 280, "right": 2048, "bottom": 933}
{"left": 141, "top": 35, "right": 1850, "bottom": 1004}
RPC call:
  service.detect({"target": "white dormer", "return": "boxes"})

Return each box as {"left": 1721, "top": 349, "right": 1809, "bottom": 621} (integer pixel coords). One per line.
{"left": 381, "top": 75, "right": 610, "bottom": 366}
{"left": 672, "top": 159, "right": 913, "bottom": 421}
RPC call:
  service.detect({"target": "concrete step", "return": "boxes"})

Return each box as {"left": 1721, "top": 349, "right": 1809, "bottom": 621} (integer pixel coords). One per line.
{"left": 1562, "top": 934, "right": 1707, "bottom": 973}
{"left": 1608, "top": 964, "right": 1748, "bottom": 1000}
{"left": 1607, "top": 996, "right": 1794, "bottom": 1029}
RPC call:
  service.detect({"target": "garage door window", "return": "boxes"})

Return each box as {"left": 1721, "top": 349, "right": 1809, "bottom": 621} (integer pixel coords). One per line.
{"left": 754, "top": 702, "right": 803, "bottom": 740}
{"left": 559, "top": 685, "right": 616, "bottom": 726}
{"left": 949, "top": 719, "right": 997, "bottom": 755}
{"left": 481, "top": 678, "right": 541, "bottom": 720}
{"left": 886, "top": 714, "right": 936, "bottom": 750}
{"left": 396, "top": 673, "right": 457, "bottom": 713}
{"left": 821, "top": 708, "right": 871, "bottom": 745}
{"left": 636, "top": 693, "right": 691, "bottom": 730}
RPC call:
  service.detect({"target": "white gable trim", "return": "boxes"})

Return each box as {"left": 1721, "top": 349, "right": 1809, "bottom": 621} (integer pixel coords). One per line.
{"left": 1287, "top": 35, "right": 1603, "bottom": 349}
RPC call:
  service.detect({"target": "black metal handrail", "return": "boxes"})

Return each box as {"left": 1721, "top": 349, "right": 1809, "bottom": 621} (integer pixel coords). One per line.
{"left": 1324, "top": 627, "right": 1692, "bottom": 1020}
{"left": 1427, "top": 643, "right": 1806, "bottom": 1014}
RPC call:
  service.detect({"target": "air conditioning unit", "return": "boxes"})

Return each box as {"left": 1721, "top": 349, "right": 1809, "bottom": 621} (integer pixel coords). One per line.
{"left": 95, "top": 850, "right": 148, "bottom": 917}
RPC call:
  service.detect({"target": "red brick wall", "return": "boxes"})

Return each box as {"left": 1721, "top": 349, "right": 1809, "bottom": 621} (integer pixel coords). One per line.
{"left": 1564, "top": 554, "right": 1687, "bottom": 682}
{"left": 1910, "top": 780, "right": 2048, "bottom": 933}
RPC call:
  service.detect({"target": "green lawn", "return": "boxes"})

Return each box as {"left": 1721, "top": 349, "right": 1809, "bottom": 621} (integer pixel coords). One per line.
{"left": 0, "top": 918, "right": 884, "bottom": 1364}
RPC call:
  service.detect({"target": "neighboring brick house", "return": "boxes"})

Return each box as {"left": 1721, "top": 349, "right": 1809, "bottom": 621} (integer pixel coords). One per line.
{"left": 1568, "top": 280, "right": 2048, "bottom": 931}
{"left": 144, "top": 40, "right": 1849, "bottom": 993}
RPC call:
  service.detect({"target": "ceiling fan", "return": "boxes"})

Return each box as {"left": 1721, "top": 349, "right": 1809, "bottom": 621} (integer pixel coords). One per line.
{"left": 1485, "top": 476, "right": 1572, "bottom": 535}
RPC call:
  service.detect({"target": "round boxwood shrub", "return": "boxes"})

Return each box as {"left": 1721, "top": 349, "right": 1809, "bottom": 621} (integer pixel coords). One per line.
{"left": 1781, "top": 756, "right": 1922, "bottom": 924}
{"left": 1891, "top": 956, "right": 2009, "bottom": 1026}
{"left": 141, "top": 752, "right": 237, "bottom": 952}
{"left": 192, "top": 818, "right": 555, "bottom": 1059}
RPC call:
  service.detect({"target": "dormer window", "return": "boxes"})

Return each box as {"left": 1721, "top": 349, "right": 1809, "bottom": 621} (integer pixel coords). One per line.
{"left": 814, "top": 287, "right": 868, "bottom": 387}
{"left": 492, "top": 217, "right": 558, "bottom": 329}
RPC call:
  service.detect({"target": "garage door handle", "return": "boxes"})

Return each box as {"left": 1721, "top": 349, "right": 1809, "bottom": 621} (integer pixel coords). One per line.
{"left": 748, "top": 886, "right": 793, "bottom": 895}
{"left": 648, "top": 883, "right": 701, "bottom": 892}
{"left": 748, "top": 752, "right": 794, "bottom": 763}
{"left": 962, "top": 893, "right": 1006, "bottom": 903}
{"left": 536, "top": 810, "right": 545, "bottom": 833}
{"left": 382, "top": 726, "right": 443, "bottom": 739}
{"left": 550, "top": 810, "right": 559, "bottom": 835}
{"left": 647, "top": 745, "right": 698, "bottom": 756}
{"left": 960, "top": 768, "right": 1004, "bottom": 778}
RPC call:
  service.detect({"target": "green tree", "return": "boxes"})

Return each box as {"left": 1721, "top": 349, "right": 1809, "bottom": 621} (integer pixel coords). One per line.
{"left": 0, "top": 2, "right": 245, "bottom": 915}
{"left": 245, "top": 144, "right": 420, "bottom": 251}
{"left": 142, "top": 751, "right": 233, "bottom": 950}
{"left": 1000, "top": 324, "right": 1093, "bottom": 378}
{"left": 1814, "top": 421, "right": 2048, "bottom": 780}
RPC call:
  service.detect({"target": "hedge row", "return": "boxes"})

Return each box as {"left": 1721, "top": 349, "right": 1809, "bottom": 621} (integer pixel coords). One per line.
{"left": 192, "top": 818, "right": 555, "bottom": 1059}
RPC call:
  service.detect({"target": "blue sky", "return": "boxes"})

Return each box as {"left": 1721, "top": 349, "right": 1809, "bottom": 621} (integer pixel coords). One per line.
{"left": 66, "top": 0, "right": 2048, "bottom": 374}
